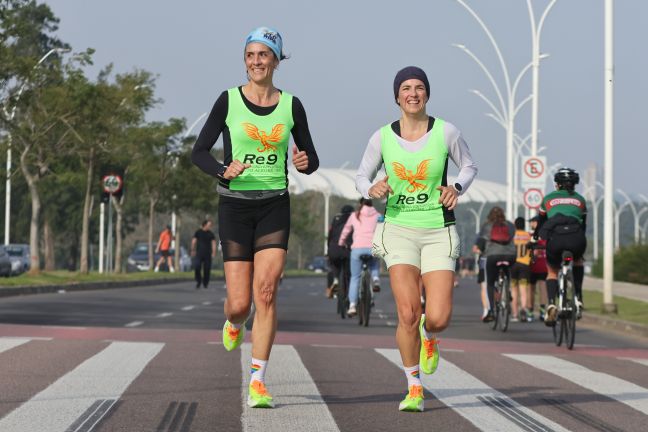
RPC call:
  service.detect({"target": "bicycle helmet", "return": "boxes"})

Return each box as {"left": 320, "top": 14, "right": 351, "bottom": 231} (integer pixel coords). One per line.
{"left": 553, "top": 167, "right": 579, "bottom": 187}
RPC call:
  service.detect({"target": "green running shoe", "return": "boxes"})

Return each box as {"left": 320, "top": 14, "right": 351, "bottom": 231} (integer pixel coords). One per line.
{"left": 398, "top": 385, "right": 424, "bottom": 412}
{"left": 247, "top": 380, "right": 275, "bottom": 408}
{"left": 419, "top": 314, "right": 440, "bottom": 374}
{"left": 222, "top": 320, "right": 245, "bottom": 351}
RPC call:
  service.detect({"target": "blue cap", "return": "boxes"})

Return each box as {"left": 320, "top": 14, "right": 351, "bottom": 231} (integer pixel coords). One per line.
{"left": 245, "top": 27, "right": 283, "bottom": 60}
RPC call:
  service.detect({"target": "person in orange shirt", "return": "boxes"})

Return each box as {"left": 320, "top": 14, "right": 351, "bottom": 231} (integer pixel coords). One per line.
{"left": 154, "top": 225, "right": 174, "bottom": 273}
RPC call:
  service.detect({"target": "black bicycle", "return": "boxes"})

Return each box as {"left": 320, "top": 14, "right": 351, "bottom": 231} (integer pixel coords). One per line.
{"left": 357, "top": 254, "right": 373, "bottom": 327}
{"left": 491, "top": 260, "right": 511, "bottom": 332}
{"left": 552, "top": 251, "right": 578, "bottom": 350}
{"left": 336, "top": 258, "right": 350, "bottom": 319}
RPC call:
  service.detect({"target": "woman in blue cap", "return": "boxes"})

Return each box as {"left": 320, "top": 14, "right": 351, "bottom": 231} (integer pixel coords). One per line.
{"left": 192, "top": 26, "right": 319, "bottom": 408}
{"left": 356, "top": 66, "right": 478, "bottom": 411}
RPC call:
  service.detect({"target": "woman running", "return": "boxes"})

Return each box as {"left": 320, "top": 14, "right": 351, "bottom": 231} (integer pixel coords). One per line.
{"left": 191, "top": 26, "right": 319, "bottom": 408}
{"left": 357, "top": 66, "right": 477, "bottom": 412}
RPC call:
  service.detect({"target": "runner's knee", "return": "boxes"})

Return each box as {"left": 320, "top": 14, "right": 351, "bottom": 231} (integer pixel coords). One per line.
{"left": 397, "top": 306, "right": 421, "bottom": 332}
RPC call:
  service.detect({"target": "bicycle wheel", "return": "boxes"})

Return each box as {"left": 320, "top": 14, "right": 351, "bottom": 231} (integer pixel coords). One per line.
{"left": 499, "top": 277, "right": 511, "bottom": 332}
{"left": 490, "top": 283, "right": 500, "bottom": 331}
{"left": 361, "top": 270, "right": 372, "bottom": 327}
{"left": 564, "top": 272, "right": 577, "bottom": 350}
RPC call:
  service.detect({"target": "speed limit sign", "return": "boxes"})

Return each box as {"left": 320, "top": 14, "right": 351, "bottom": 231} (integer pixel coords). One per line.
{"left": 524, "top": 188, "right": 544, "bottom": 209}
{"left": 102, "top": 174, "right": 123, "bottom": 195}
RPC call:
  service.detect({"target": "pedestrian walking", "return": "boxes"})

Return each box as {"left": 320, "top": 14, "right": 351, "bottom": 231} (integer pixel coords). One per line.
{"left": 192, "top": 219, "right": 217, "bottom": 289}
{"left": 154, "top": 225, "right": 174, "bottom": 273}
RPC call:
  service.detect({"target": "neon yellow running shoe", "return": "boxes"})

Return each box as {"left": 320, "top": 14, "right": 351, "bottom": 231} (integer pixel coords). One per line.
{"left": 222, "top": 320, "right": 245, "bottom": 351}
{"left": 398, "top": 385, "right": 424, "bottom": 412}
{"left": 247, "top": 380, "right": 275, "bottom": 408}
{"left": 419, "top": 314, "right": 440, "bottom": 374}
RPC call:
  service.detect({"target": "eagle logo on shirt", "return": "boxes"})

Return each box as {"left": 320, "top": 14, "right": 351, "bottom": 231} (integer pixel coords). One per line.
{"left": 392, "top": 160, "right": 432, "bottom": 193}
{"left": 242, "top": 123, "right": 285, "bottom": 152}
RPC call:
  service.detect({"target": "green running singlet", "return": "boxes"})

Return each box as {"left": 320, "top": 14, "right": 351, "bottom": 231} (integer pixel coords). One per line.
{"left": 381, "top": 119, "right": 452, "bottom": 229}
{"left": 225, "top": 87, "right": 294, "bottom": 191}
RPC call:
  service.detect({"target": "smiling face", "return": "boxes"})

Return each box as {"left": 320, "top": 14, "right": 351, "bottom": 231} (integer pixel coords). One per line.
{"left": 397, "top": 79, "right": 428, "bottom": 115}
{"left": 244, "top": 42, "right": 279, "bottom": 84}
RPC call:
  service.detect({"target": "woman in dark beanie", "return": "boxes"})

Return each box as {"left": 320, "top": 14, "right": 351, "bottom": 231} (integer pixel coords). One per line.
{"left": 356, "top": 66, "right": 478, "bottom": 411}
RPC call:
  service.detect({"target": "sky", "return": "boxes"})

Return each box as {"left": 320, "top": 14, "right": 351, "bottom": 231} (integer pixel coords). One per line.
{"left": 43, "top": 0, "right": 648, "bottom": 197}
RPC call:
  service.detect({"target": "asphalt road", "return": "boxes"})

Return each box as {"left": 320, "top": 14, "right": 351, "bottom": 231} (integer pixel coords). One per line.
{"left": 0, "top": 275, "right": 647, "bottom": 432}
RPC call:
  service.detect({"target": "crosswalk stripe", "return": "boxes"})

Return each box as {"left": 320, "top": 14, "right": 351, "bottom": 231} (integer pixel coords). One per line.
{"left": 0, "top": 341, "right": 163, "bottom": 432}
{"left": 377, "top": 349, "right": 570, "bottom": 432}
{"left": 241, "top": 343, "right": 339, "bottom": 432}
{"left": 0, "top": 337, "right": 31, "bottom": 354}
{"left": 506, "top": 354, "right": 648, "bottom": 416}
{"left": 619, "top": 357, "right": 648, "bottom": 367}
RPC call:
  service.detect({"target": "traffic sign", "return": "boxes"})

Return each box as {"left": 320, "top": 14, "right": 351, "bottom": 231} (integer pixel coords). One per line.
{"left": 102, "top": 174, "right": 123, "bottom": 195}
{"left": 524, "top": 188, "right": 544, "bottom": 209}
{"left": 522, "top": 156, "right": 547, "bottom": 190}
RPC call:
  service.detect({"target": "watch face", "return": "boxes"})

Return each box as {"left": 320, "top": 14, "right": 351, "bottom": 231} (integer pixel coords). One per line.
{"left": 454, "top": 183, "right": 462, "bottom": 192}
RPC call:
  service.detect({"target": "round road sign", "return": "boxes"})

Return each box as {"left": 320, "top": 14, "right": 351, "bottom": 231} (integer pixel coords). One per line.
{"left": 102, "top": 174, "right": 123, "bottom": 194}
{"left": 524, "top": 188, "right": 544, "bottom": 209}
{"left": 523, "top": 157, "right": 545, "bottom": 179}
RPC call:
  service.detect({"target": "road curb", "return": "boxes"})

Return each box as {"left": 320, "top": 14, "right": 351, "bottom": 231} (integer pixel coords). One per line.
{"left": 581, "top": 312, "right": 648, "bottom": 339}
{"left": 0, "top": 277, "right": 194, "bottom": 299}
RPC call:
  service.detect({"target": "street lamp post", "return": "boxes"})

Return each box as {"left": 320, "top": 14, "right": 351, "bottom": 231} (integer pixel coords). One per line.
{"left": 3, "top": 47, "right": 70, "bottom": 245}
{"left": 527, "top": 0, "right": 558, "bottom": 155}
{"left": 170, "top": 112, "right": 208, "bottom": 252}
{"left": 616, "top": 189, "right": 643, "bottom": 244}
{"left": 455, "top": 0, "right": 555, "bottom": 218}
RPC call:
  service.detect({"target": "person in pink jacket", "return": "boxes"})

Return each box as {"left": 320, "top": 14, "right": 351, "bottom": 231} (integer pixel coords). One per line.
{"left": 338, "top": 198, "right": 381, "bottom": 316}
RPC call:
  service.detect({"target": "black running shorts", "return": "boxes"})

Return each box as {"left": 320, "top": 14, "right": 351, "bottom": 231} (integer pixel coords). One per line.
{"left": 218, "top": 192, "right": 290, "bottom": 262}
{"left": 545, "top": 229, "right": 586, "bottom": 268}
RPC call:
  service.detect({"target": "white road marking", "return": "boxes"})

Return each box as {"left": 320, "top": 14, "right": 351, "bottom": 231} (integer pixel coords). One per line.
{"left": 0, "top": 341, "right": 163, "bottom": 432}
{"left": 156, "top": 312, "right": 173, "bottom": 318}
{"left": 181, "top": 305, "right": 195, "bottom": 311}
{"left": 442, "top": 348, "right": 465, "bottom": 353}
{"left": 619, "top": 357, "right": 648, "bottom": 367}
{"left": 241, "top": 343, "right": 339, "bottom": 432}
{"left": 124, "top": 321, "right": 143, "bottom": 328}
{"left": 378, "top": 349, "right": 570, "bottom": 432}
{"left": 386, "top": 321, "right": 397, "bottom": 327}
{"left": 0, "top": 337, "right": 31, "bottom": 354}
{"left": 202, "top": 301, "right": 212, "bottom": 306}
{"left": 378, "top": 314, "right": 388, "bottom": 319}
{"left": 374, "top": 309, "right": 383, "bottom": 313}
{"left": 507, "top": 354, "right": 648, "bottom": 416}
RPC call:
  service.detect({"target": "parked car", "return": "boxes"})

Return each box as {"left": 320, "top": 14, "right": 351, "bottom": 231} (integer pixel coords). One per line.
{"left": 0, "top": 246, "right": 12, "bottom": 277}
{"left": 126, "top": 242, "right": 192, "bottom": 272}
{"left": 4, "top": 244, "right": 30, "bottom": 275}
{"left": 307, "top": 255, "right": 328, "bottom": 273}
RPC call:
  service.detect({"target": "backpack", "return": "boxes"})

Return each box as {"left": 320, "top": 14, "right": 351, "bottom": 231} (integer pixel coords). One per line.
{"left": 490, "top": 222, "right": 512, "bottom": 245}
{"left": 328, "top": 213, "right": 352, "bottom": 254}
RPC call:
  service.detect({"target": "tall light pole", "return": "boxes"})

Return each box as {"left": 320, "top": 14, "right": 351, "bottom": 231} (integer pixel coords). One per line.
{"left": 602, "top": 0, "right": 616, "bottom": 313}
{"left": 170, "top": 112, "right": 207, "bottom": 251}
{"left": 616, "top": 189, "right": 643, "bottom": 244}
{"left": 527, "top": 0, "right": 558, "bottom": 155}
{"left": 455, "top": 0, "right": 554, "bottom": 218}
{"left": 3, "top": 47, "right": 70, "bottom": 245}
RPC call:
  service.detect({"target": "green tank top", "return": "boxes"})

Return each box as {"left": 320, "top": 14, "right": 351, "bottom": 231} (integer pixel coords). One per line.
{"left": 381, "top": 119, "right": 451, "bottom": 228}
{"left": 225, "top": 87, "right": 294, "bottom": 191}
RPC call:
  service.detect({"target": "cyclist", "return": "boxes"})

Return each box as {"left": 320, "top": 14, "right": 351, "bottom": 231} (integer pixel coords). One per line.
{"left": 529, "top": 215, "right": 548, "bottom": 321}
{"left": 533, "top": 168, "right": 587, "bottom": 326}
{"left": 357, "top": 66, "right": 477, "bottom": 411}
{"left": 191, "top": 26, "right": 319, "bottom": 409}
{"left": 478, "top": 206, "right": 516, "bottom": 323}
{"left": 338, "top": 198, "right": 381, "bottom": 316}
{"left": 511, "top": 217, "right": 532, "bottom": 322}
{"left": 326, "top": 205, "right": 354, "bottom": 298}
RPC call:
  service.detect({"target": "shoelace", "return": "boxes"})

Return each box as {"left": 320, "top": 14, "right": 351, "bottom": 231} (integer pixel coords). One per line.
{"left": 251, "top": 380, "right": 270, "bottom": 397}
{"left": 408, "top": 385, "right": 423, "bottom": 398}
{"left": 423, "top": 338, "right": 438, "bottom": 358}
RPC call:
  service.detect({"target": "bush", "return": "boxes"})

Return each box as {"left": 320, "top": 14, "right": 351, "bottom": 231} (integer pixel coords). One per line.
{"left": 591, "top": 244, "right": 648, "bottom": 285}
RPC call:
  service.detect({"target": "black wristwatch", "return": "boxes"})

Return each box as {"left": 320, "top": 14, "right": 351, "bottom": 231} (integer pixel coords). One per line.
{"left": 453, "top": 182, "right": 463, "bottom": 192}
{"left": 216, "top": 165, "right": 227, "bottom": 179}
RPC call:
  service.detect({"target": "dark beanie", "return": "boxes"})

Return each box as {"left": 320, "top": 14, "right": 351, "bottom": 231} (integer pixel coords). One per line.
{"left": 393, "top": 66, "right": 430, "bottom": 103}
